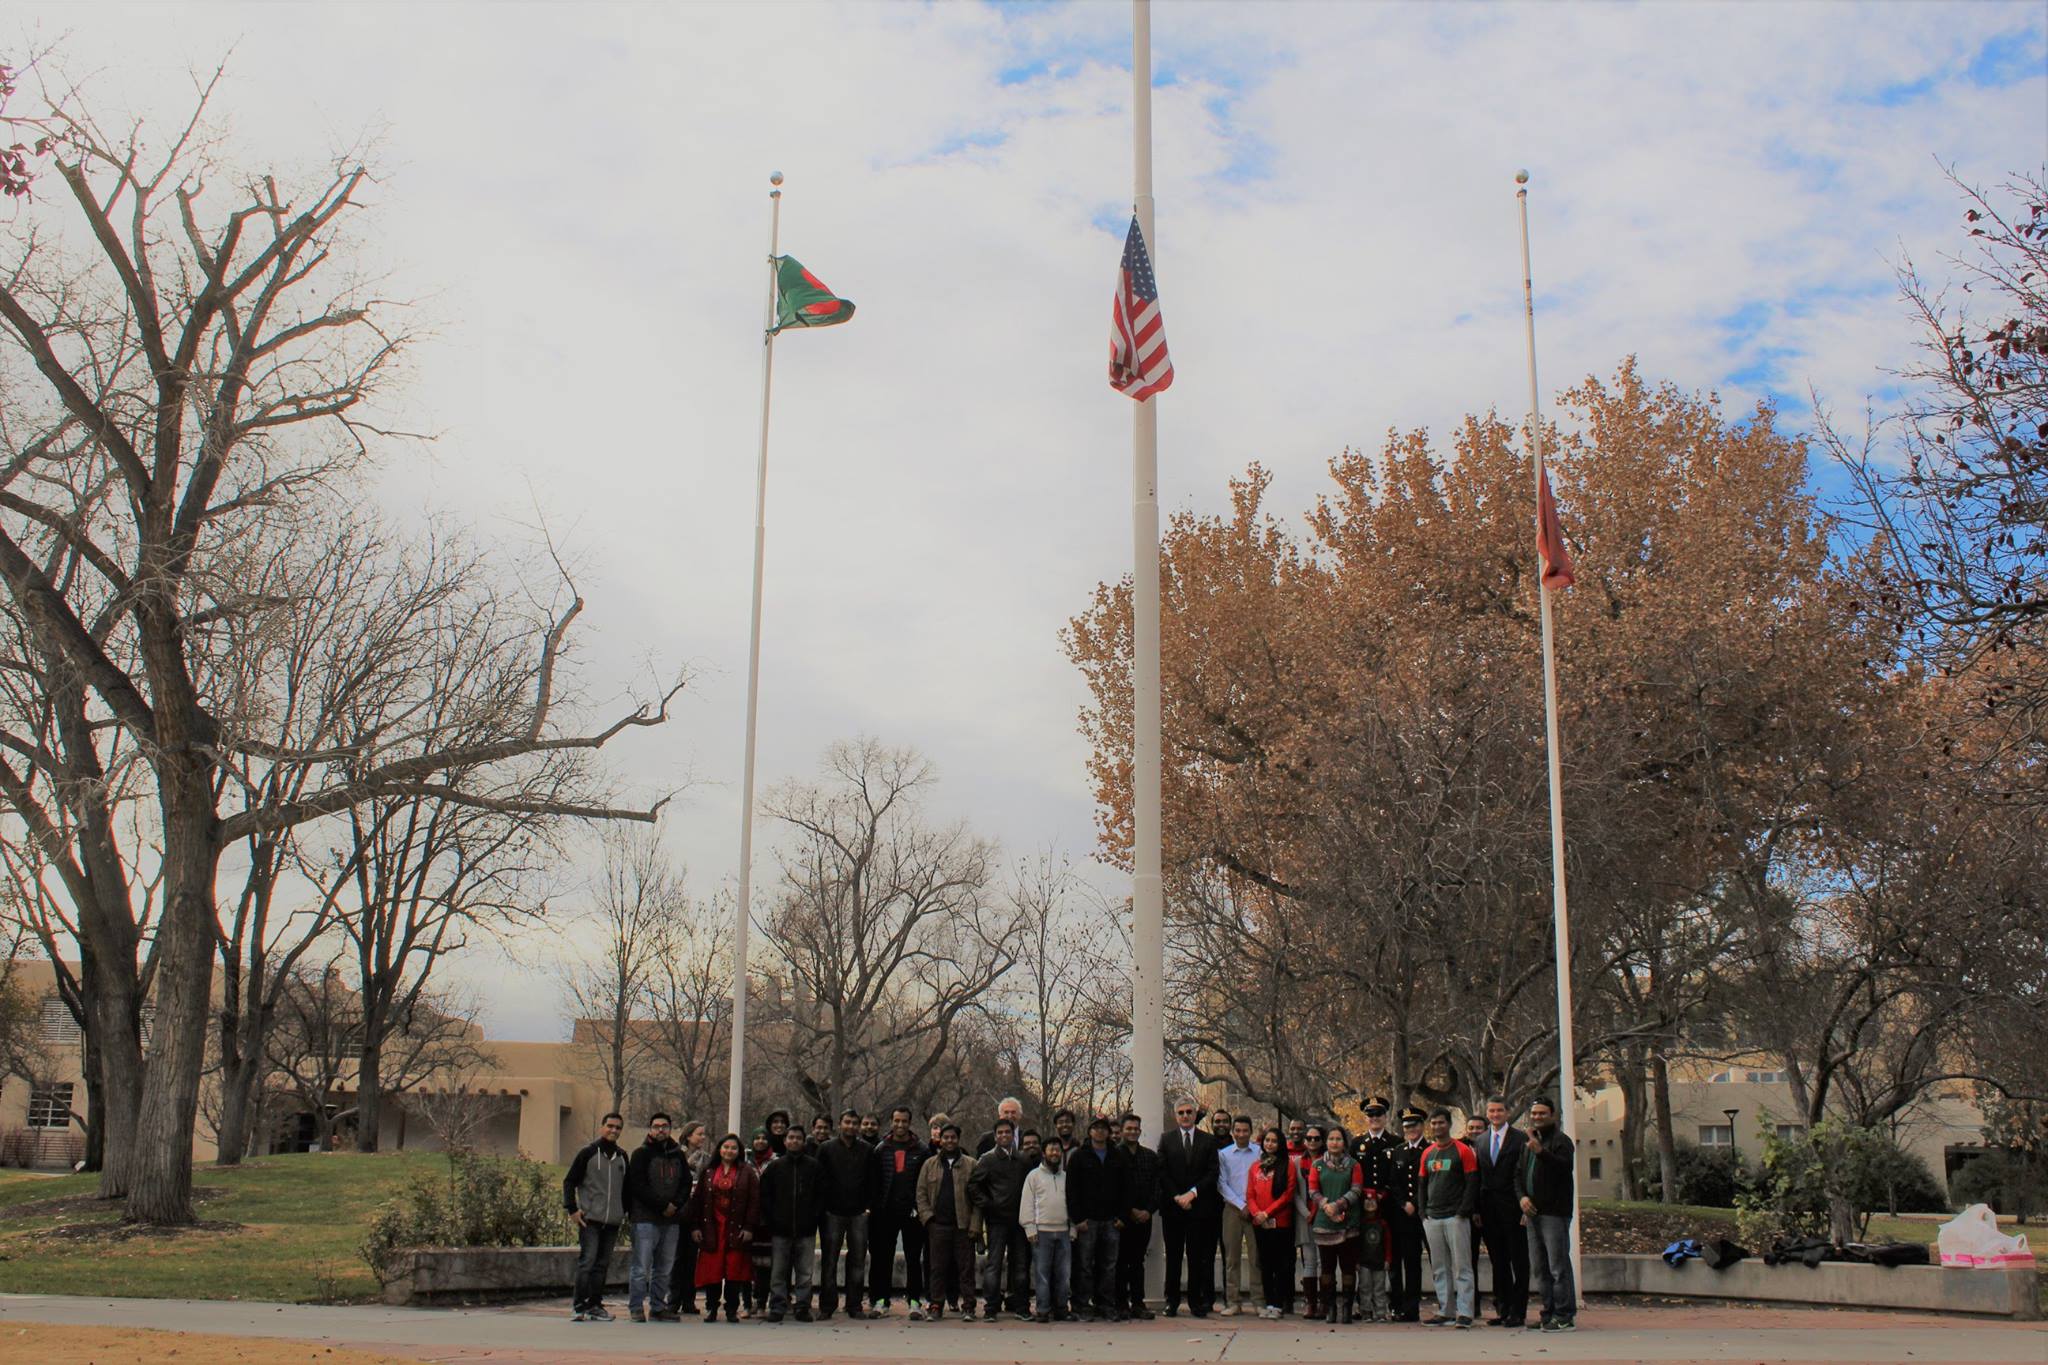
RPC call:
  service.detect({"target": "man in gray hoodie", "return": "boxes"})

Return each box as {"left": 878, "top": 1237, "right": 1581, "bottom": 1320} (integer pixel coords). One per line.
{"left": 564, "top": 1112, "right": 630, "bottom": 1322}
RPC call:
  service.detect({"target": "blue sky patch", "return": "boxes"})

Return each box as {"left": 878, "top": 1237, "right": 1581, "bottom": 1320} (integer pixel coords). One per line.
{"left": 1966, "top": 29, "right": 2044, "bottom": 86}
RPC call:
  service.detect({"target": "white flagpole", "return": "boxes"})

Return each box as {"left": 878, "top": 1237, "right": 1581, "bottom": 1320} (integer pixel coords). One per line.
{"left": 727, "top": 170, "right": 783, "bottom": 1141}
{"left": 1128, "top": 0, "right": 1166, "bottom": 1158}
{"left": 1516, "top": 168, "right": 1583, "bottom": 1296}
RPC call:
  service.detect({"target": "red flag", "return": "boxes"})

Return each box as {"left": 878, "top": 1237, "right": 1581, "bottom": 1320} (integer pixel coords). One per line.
{"left": 1538, "top": 465, "right": 1576, "bottom": 590}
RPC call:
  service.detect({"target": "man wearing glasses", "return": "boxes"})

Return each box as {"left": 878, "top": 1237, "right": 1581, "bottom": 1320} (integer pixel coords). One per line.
{"left": 624, "top": 1112, "right": 692, "bottom": 1322}
{"left": 1156, "top": 1096, "right": 1223, "bottom": 1317}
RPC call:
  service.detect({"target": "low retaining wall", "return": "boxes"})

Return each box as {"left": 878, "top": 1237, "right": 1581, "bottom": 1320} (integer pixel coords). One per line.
{"left": 383, "top": 1244, "right": 2038, "bottom": 1318}
{"left": 381, "top": 1246, "right": 628, "bottom": 1305}
{"left": 1572, "top": 1252, "right": 2038, "bottom": 1320}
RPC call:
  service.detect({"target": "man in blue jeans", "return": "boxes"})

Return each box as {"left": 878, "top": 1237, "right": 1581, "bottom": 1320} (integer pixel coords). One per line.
{"left": 623, "top": 1112, "right": 692, "bottom": 1321}
{"left": 1514, "top": 1097, "right": 1579, "bottom": 1332}
{"left": 1065, "top": 1116, "right": 1129, "bottom": 1321}
{"left": 563, "top": 1112, "right": 629, "bottom": 1322}
{"left": 1021, "top": 1138, "right": 1076, "bottom": 1322}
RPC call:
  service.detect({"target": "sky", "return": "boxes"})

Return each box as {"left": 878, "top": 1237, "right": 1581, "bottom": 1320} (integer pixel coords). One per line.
{"left": 13, "top": 1, "right": 2046, "bottom": 1041}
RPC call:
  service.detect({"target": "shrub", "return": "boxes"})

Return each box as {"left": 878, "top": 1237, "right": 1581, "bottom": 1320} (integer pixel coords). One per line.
{"left": 360, "top": 1151, "right": 567, "bottom": 1283}
{"left": 1649, "top": 1142, "right": 1751, "bottom": 1208}
{"left": 1952, "top": 1149, "right": 2048, "bottom": 1223}
{"left": 1735, "top": 1118, "right": 1947, "bottom": 1245}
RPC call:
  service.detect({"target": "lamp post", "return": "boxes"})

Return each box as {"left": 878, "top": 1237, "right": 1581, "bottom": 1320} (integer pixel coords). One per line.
{"left": 1723, "top": 1107, "right": 1740, "bottom": 1156}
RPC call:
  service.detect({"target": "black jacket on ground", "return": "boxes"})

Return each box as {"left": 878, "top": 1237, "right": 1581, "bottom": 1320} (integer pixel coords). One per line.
{"left": 1512, "top": 1128, "right": 1576, "bottom": 1218}
{"left": 872, "top": 1133, "right": 928, "bottom": 1216}
{"left": 760, "top": 1148, "right": 827, "bottom": 1238}
{"left": 1064, "top": 1141, "right": 1130, "bottom": 1224}
{"left": 625, "top": 1134, "right": 692, "bottom": 1225}
{"left": 816, "top": 1134, "right": 876, "bottom": 1217}
{"left": 1156, "top": 1126, "right": 1223, "bottom": 1217}
{"left": 1474, "top": 1125, "right": 1527, "bottom": 1198}
{"left": 967, "top": 1142, "right": 1031, "bottom": 1222}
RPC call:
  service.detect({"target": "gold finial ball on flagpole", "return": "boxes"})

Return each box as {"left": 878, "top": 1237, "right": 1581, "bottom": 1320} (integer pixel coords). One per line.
{"left": 1515, "top": 169, "right": 1530, "bottom": 185}
{"left": 770, "top": 171, "right": 784, "bottom": 186}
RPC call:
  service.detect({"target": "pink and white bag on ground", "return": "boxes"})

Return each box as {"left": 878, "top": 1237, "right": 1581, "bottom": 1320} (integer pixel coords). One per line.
{"left": 1935, "top": 1204, "right": 2032, "bottom": 1267}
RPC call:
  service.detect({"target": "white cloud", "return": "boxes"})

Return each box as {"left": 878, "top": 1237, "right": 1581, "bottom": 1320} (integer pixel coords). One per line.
{"left": 17, "top": 0, "right": 2044, "bottom": 1040}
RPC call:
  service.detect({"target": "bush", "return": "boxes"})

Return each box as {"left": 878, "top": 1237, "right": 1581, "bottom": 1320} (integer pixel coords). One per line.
{"left": 1952, "top": 1149, "right": 2048, "bottom": 1223}
{"left": 360, "top": 1151, "right": 567, "bottom": 1283}
{"left": 1735, "top": 1119, "right": 1947, "bottom": 1245}
{"left": 1651, "top": 1143, "right": 1751, "bottom": 1208}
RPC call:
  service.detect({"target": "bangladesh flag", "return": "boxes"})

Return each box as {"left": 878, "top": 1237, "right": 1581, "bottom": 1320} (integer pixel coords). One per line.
{"left": 771, "top": 255, "right": 855, "bottom": 333}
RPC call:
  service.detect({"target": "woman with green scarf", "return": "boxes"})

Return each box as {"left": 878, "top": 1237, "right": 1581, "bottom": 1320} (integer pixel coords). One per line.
{"left": 1306, "top": 1125, "right": 1366, "bottom": 1324}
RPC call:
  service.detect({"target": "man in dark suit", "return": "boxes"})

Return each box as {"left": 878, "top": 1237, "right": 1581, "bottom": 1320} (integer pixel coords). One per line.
{"left": 1391, "top": 1105, "right": 1429, "bottom": 1321}
{"left": 1474, "top": 1096, "right": 1530, "bottom": 1327}
{"left": 1155, "top": 1095, "right": 1223, "bottom": 1318}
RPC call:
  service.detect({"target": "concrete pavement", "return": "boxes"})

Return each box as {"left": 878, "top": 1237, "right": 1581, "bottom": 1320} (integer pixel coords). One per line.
{"left": 3, "top": 1295, "right": 2045, "bottom": 1363}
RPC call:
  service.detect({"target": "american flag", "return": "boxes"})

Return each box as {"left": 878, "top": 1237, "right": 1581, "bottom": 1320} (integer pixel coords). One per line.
{"left": 1109, "top": 214, "right": 1173, "bottom": 401}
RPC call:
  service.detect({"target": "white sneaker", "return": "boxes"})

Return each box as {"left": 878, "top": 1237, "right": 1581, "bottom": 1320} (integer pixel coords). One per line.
{"left": 1218, "top": 1304, "right": 1238, "bottom": 1317}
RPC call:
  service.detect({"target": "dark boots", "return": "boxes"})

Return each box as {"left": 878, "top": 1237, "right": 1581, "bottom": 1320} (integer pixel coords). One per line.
{"left": 1303, "top": 1276, "right": 1320, "bottom": 1322}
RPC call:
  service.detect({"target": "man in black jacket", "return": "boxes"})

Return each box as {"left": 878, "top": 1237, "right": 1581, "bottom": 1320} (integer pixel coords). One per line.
{"left": 816, "top": 1108, "right": 874, "bottom": 1319}
{"left": 1475, "top": 1096, "right": 1530, "bottom": 1327}
{"left": 1064, "top": 1116, "right": 1129, "bottom": 1321}
{"left": 867, "top": 1104, "right": 928, "bottom": 1316}
{"left": 967, "top": 1116, "right": 1032, "bottom": 1319}
{"left": 563, "top": 1112, "right": 629, "bottom": 1322}
{"left": 624, "top": 1113, "right": 691, "bottom": 1322}
{"left": 1115, "top": 1112, "right": 1162, "bottom": 1319}
{"left": 1390, "top": 1104, "right": 1430, "bottom": 1321}
{"left": 1156, "top": 1095, "right": 1223, "bottom": 1318}
{"left": 1514, "top": 1097, "right": 1577, "bottom": 1332}
{"left": 760, "top": 1126, "right": 827, "bottom": 1322}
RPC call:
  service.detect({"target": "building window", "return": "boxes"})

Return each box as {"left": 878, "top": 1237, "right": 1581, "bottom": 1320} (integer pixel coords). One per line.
{"left": 1588, "top": 1156, "right": 1603, "bottom": 1180}
{"left": 39, "top": 997, "right": 81, "bottom": 1044}
{"left": 1708, "top": 1070, "right": 1733, "bottom": 1083}
{"left": 27, "top": 1083, "right": 74, "bottom": 1129}
{"left": 1699, "top": 1124, "right": 1734, "bottom": 1147}
{"left": 1744, "top": 1069, "right": 1787, "bottom": 1085}
{"left": 1775, "top": 1123, "right": 1807, "bottom": 1141}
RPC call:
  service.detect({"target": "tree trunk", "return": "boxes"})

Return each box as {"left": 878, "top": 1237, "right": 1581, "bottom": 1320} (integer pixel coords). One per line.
{"left": 80, "top": 1018, "right": 105, "bottom": 1175}
{"left": 1649, "top": 1049, "right": 1680, "bottom": 1205}
{"left": 121, "top": 786, "right": 220, "bottom": 1225}
{"left": 90, "top": 970, "right": 146, "bottom": 1200}
{"left": 1828, "top": 1193, "right": 1857, "bottom": 1245}
{"left": 1614, "top": 1046, "right": 1646, "bottom": 1200}
{"left": 357, "top": 1041, "right": 384, "bottom": 1153}
{"left": 214, "top": 1038, "right": 266, "bottom": 1167}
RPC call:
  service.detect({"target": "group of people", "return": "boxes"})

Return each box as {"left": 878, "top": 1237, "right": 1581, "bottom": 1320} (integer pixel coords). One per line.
{"left": 559, "top": 1092, "right": 1581, "bottom": 1332}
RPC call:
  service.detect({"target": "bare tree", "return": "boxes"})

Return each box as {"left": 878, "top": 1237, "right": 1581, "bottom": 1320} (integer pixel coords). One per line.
{"left": 758, "top": 739, "right": 1018, "bottom": 1118}
{"left": 0, "top": 69, "right": 681, "bottom": 1221}
{"left": 1833, "top": 169, "right": 2048, "bottom": 806}
{"left": 408, "top": 1071, "right": 515, "bottom": 1158}
{"left": 264, "top": 962, "right": 490, "bottom": 1151}
{"left": 641, "top": 889, "right": 734, "bottom": 1129}
{"left": 1001, "top": 849, "right": 1129, "bottom": 1124}
{"left": 562, "top": 826, "right": 682, "bottom": 1115}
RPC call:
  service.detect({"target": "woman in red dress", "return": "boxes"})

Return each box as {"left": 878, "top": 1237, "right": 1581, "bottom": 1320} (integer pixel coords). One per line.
{"left": 684, "top": 1134, "right": 761, "bottom": 1322}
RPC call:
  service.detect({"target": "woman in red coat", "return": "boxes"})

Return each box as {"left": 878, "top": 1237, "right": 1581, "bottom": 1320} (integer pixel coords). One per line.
{"left": 1245, "top": 1126, "right": 1296, "bottom": 1320}
{"left": 684, "top": 1134, "right": 760, "bottom": 1322}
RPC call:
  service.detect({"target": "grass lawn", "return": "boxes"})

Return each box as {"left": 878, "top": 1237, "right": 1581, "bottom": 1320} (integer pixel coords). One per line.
{"left": 0, "top": 1151, "right": 564, "bottom": 1303}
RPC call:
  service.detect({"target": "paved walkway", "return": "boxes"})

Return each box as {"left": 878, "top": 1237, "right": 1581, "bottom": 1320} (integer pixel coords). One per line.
{"left": 2, "top": 1295, "right": 2043, "bottom": 1363}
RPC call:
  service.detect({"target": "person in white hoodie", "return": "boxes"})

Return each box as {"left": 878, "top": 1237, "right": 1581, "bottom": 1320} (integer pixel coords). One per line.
{"left": 1020, "top": 1139, "right": 1077, "bottom": 1323}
